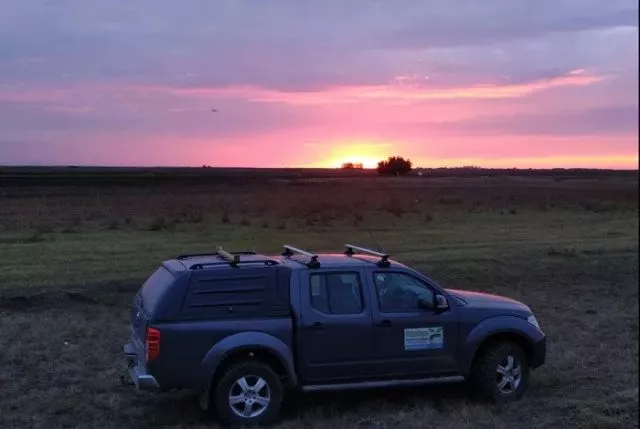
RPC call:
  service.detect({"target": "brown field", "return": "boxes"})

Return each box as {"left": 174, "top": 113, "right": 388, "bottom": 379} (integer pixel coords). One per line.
{"left": 0, "top": 167, "right": 638, "bottom": 429}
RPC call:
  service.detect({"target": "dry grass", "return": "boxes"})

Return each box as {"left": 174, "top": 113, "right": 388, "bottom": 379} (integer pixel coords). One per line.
{"left": 1, "top": 169, "right": 636, "bottom": 233}
{"left": 0, "top": 169, "right": 637, "bottom": 428}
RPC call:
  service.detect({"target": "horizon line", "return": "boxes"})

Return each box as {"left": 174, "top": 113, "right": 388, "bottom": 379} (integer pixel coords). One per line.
{"left": 1, "top": 164, "right": 638, "bottom": 172}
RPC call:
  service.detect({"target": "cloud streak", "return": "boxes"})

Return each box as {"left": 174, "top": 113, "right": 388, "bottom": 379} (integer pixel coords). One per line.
{"left": 124, "top": 69, "right": 606, "bottom": 105}
{"left": 409, "top": 105, "right": 639, "bottom": 137}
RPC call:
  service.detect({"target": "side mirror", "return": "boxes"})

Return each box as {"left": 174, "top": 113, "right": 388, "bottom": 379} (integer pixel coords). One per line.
{"left": 434, "top": 294, "right": 449, "bottom": 311}
{"left": 418, "top": 294, "right": 449, "bottom": 311}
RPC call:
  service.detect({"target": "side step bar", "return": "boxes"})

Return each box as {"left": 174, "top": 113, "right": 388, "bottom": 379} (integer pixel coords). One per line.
{"left": 301, "top": 375, "right": 465, "bottom": 392}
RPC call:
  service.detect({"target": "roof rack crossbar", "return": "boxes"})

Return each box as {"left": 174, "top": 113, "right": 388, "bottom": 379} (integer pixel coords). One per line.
{"left": 344, "top": 244, "right": 390, "bottom": 267}
{"left": 177, "top": 250, "right": 256, "bottom": 260}
{"left": 282, "top": 244, "right": 320, "bottom": 268}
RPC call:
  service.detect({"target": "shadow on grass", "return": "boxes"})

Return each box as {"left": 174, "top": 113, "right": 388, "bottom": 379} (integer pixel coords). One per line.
{"left": 132, "top": 383, "right": 473, "bottom": 427}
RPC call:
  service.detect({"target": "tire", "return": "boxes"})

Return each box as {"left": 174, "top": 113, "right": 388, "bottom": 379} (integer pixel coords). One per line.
{"left": 468, "top": 342, "right": 529, "bottom": 403}
{"left": 213, "top": 360, "right": 284, "bottom": 426}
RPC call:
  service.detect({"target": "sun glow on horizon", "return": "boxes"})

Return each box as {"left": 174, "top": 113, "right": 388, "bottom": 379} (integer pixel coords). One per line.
{"left": 313, "top": 141, "right": 394, "bottom": 168}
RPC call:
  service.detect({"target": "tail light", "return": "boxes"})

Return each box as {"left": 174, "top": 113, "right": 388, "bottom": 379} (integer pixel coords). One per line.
{"left": 146, "top": 327, "right": 161, "bottom": 362}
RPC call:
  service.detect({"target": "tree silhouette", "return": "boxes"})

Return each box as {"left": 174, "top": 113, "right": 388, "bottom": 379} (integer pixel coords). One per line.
{"left": 377, "top": 156, "right": 412, "bottom": 176}
{"left": 341, "top": 162, "right": 364, "bottom": 169}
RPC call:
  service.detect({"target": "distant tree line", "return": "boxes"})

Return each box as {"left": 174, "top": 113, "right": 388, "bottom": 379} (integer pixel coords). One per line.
{"left": 340, "top": 162, "right": 364, "bottom": 169}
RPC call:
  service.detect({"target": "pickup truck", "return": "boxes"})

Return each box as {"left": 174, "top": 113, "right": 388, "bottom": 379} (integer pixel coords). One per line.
{"left": 124, "top": 244, "right": 546, "bottom": 425}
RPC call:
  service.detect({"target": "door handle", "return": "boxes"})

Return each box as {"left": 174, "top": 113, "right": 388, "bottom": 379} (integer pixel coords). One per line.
{"left": 309, "top": 322, "right": 324, "bottom": 330}
{"left": 376, "top": 319, "right": 391, "bottom": 327}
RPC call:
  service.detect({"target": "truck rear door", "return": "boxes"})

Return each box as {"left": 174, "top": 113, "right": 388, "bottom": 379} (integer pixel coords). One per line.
{"left": 295, "top": 268, "right": 376, "bottom": 383}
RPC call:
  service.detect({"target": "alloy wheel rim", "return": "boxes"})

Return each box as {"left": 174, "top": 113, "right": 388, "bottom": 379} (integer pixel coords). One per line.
{"left": 496, "top": 355, "right": 522, "bottom": 394}
{"left": 228, "top": 375, "right": 271, "bottom": 418}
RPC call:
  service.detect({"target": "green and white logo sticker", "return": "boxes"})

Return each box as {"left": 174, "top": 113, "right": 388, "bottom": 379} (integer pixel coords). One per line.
{"left": 404, "top": 327, "right": 444, "bottom": 350}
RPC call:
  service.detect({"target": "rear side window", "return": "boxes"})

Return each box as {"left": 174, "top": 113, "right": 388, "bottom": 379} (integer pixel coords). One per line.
{"left": 140, "top": 267, "right": 175, "bottom": 313}
{"left": 310, "top": 272, "right": 363, "bottom": 315}
{"left": 181, "top": 267, "right": 290, "bottom": 319}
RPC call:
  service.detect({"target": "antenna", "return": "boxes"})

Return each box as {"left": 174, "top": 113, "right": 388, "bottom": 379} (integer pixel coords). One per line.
{"left": 367, "top": 228, "right": 382, "bottom": 253}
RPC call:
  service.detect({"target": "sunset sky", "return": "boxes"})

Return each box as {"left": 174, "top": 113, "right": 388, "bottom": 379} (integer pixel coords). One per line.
{"left": 0, "top": 1, "right": 638, "bottom": 169}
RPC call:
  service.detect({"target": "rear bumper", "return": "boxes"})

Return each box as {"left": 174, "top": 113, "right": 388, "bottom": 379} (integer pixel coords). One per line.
{"left": 124, "top": 343, "right": 160, "bottom": 391}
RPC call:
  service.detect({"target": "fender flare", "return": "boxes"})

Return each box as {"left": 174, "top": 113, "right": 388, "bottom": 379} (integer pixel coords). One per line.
{"left": 199, "top": 332, "right": 298, "bottom": 390}
{"left": 459, "top": 316, "right": 543, "bottom": 376}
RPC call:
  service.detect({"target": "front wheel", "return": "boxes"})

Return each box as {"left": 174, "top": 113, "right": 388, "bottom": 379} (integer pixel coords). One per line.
{"left": 469, "top": 342, "right": 529, "bottom": 403}
{"left": 213, "top": 360, "right": 284, "bottom": 426}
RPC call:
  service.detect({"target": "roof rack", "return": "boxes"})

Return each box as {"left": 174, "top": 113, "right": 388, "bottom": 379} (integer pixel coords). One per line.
{"left": 176, "top": 250, "right": 256, "bottom": 260}
{"left": 186, "top": 246, "right": 278, "bottom": 270}
{"left": 282, "top": 244, "right": 320, "bottom": 269}
{"left": 344, "top": 243, "right": 390, "bottom": 267}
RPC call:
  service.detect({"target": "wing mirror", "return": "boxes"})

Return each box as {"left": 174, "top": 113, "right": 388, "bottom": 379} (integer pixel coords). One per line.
{"left": 434, "top": 294, "right": 449, "bottom": 311}
{"left": 418, "top": 294, "right": 449, "bottom": 311}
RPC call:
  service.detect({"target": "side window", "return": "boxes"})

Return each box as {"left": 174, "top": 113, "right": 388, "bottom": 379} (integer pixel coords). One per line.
{"left": 374, "top": 272, "right": 434, "bottom": 313}
{"left": 310, "top": 272, "right": 364, "bottom": 315}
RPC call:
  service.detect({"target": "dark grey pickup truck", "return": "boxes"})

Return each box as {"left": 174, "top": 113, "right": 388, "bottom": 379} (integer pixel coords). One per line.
{"left": 124, "top": 244, "right": 546, "bottom": 425}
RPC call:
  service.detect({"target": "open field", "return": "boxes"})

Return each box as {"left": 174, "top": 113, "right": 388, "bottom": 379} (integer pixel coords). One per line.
{"left": 0, "top": 168, "right": 638, "bottom": 428}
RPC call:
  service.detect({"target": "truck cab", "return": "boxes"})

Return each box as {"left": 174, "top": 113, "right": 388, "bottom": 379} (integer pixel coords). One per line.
{"left": 124, "top": 244, "right": 546, "bottom": 426}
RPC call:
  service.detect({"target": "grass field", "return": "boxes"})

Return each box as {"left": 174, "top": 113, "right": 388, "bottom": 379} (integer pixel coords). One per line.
{"left": 0, "top": 167, "right": 638, "bottom": 428}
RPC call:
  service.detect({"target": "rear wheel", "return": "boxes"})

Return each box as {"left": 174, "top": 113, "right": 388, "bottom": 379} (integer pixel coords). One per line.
{"left": 213, "top": 360, "right": 283, "bottom": 426}
{"left": 469, "top": 342, "right": 529, "bottom": 403}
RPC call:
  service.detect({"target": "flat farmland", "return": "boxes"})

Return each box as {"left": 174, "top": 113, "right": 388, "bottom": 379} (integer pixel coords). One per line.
{"left": 0, "top": 167, "right": 638, "bottom": 429}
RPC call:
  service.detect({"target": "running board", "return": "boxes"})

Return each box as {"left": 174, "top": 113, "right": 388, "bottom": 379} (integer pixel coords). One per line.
{"left": 301, "top": 375, "right": 465, "bottom": 392}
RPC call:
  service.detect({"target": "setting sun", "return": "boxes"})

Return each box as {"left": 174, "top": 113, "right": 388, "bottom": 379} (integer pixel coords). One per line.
{"left": 316, "top": 141, "right": 393, "bottom": 169}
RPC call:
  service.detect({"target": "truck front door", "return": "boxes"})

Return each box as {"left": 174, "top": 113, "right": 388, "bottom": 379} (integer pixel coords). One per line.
{"left": 296, "top": 268, "right": 375, "bottom": 383}
{"left": 367, "top": 269, "right": 459, "bottom": 377}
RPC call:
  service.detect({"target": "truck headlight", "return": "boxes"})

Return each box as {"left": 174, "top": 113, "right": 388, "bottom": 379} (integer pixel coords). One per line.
{"left": 527, "top": 315, "right": 541, "bottom": 330}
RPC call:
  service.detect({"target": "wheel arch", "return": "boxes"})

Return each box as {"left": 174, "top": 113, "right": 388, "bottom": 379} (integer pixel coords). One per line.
{"left": 470, "top": 332, "right": 534, "bottom": 369}
{"left": 200, "top": 332, "right": 298, "bottom": 391}
{"left": 460, "top": 316, "right": 540, "bottom": 376}
{"left": 212, "top": 347, "right": 290, "bottom": 388}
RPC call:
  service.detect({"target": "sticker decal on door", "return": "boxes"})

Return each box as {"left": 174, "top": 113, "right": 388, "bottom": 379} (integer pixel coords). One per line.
{"left": 404, "top": 327, "right": 444, "bottom": 351}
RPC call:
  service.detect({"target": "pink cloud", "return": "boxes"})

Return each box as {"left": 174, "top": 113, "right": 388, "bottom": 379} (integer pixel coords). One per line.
{"left": 124, "top": 69, "right": 606, "bottom": 105}
{"left": 0, "top": 69, "right": 606, "bottom": 110}
{"left": 43, "top": 106, "right": 94, "bottom": 114}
